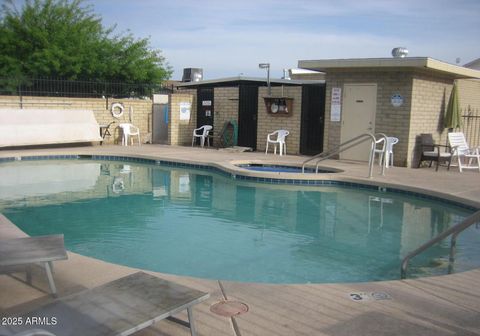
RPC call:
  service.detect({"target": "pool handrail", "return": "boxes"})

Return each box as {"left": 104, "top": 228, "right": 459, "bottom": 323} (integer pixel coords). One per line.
{"left": 301, "top": 133, "right": 388, "bottom": 178}
{"left": 401, "top": 209, "right": 480, "bottom": 279}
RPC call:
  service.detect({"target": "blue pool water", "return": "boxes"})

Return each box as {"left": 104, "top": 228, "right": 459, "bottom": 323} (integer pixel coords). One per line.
{"left": 1, "top": 159, "right": 479, "bottom": 284}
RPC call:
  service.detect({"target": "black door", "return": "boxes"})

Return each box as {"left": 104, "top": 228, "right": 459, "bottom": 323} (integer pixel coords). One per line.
{"left": 238, "top": 85, "right": 258, "bottom": 150}
{"left": 300, "top": 85, "right": 326, "bottom": 155}
{"left": 197, "top": 88, "right": 214, "bottom": 127}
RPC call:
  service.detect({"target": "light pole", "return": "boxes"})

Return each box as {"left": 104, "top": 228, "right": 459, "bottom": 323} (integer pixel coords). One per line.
{"left": 258, "top": 63, "right": 271, "bottom": 96}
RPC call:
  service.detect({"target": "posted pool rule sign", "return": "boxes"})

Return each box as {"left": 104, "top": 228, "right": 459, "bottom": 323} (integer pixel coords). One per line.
{"left": 331, "top": 87, "right": 342, "bottom": 121}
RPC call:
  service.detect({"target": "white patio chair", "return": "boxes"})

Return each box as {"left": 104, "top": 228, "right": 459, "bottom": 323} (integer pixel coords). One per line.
{"left": 448, "top": 132, "right": 480, "bottom": 172}
{"left": 370, "top": 137, "right": 398, "bottom": 168}
{"left": 265, "top": 130, "right": 289, "bottom": 156}
{"left": 192, "top": 125, "right": 213, "bottom": 147}
{"left": 119, "top": 123, "right": 141, "bottom": 146}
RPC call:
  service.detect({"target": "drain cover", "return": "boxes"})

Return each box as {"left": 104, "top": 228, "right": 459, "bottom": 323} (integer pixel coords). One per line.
{"left": 210, "top": 300, "right": 249, "bottom": 317}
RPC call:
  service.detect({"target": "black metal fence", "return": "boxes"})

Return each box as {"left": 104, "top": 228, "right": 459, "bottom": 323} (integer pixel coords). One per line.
{"left": 461, "top": 106, "right": 480, "bottom": 148}
{"left": 0, "top": 77, "right": 173, "bottom": 98}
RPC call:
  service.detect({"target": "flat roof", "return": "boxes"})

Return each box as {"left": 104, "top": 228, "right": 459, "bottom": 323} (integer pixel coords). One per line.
{"left": 298, "top": 57, "right": 480, "bottom": 79}
{"left": 176, "top": 76, "right": 324, "bottom": 88}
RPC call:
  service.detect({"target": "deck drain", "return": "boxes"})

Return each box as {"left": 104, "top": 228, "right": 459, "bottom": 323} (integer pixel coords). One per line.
{"left": 210, "top": 300, "right": 249, "bottom": 317}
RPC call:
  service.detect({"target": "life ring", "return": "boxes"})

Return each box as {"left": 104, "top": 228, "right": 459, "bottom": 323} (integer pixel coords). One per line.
{"left": 111, "top": 103, "right": 124, "bottom": 118}
{"left": 112, "top": 177, "right": 125, "bottom": 193}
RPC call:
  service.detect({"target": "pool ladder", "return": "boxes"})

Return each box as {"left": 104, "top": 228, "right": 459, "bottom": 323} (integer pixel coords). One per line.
{"left": 401, "top": 209, "right": 480, "bottom": 279}
{"left": 301, "top": 132, "right": 388, "bottom": 178}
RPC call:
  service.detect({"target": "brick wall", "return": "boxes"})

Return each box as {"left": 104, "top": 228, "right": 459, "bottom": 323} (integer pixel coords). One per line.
{"left": 213, "top": 87, "right": 239, "bottom": 146}
{"left": 457, "top": 79, "right": 480, "bottom": 111}
{"left": 324, "top": 70, "right": 414, "bottom": 166}
{"left": 0, "top": 95, "right": 153, "bottom": 145}
{"left": 409, "top": 73, "right": 452, "bottom": 166}
{"left": 457, "top": 79, "right": 480, "bottom": 148}
{"left": 168, "top": 92, "right": 196, "bottom": 146}
{"left": 257, "top": 86, "right": 302, "bottom": 154}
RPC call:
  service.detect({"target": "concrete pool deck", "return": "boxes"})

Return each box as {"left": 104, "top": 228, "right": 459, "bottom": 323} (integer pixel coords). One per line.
{"left": 1, "top": 144, "right": 480, "bottom": 336}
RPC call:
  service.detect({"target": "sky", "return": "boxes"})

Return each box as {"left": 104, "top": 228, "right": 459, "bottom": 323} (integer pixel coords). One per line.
{"left": 13, "top": 0, "right": 480, "bottom": 80}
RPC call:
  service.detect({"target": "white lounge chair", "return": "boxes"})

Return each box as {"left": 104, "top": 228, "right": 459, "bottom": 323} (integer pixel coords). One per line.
{"left": 119, "top": 123, "right": 141, "bottom": 146}
{"left": 265, "top": 130, "right": 289, "bottom": 156}
{"left": 0, "top": 272, "right": 209, "bottom": 336}
{"left": 192, "top": 125, "right": 213, "bottom": 147}
{"left": 448, "top": 132, "right": 480, "bottom": 172}
{"left": 0, "top": 235, "right": 68, "bottom": 296}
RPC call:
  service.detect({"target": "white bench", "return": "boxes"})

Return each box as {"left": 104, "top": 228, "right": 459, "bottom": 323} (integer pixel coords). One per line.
{"left": 0, "top": 109, "right": 102, "bottom": 147}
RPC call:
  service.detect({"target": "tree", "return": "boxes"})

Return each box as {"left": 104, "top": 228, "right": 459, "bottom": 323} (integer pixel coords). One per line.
{"left": 0, "top": 0, "right": 172, "bottom": 85}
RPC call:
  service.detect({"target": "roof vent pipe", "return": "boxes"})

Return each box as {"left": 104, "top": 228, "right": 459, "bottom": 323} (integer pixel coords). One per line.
{"left": 392, "top": 47, "right": 408, "bottom": 58}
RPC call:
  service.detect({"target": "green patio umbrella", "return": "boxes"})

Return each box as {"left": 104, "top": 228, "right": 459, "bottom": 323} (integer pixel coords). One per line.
{"left": 444, "top": 82, "right": 462, "bottom": 130}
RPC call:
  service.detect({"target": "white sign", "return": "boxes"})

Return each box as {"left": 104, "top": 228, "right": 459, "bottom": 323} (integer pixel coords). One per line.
{"left": 202, "top": 100, "right": 212, "bottom": 106}
{"left": 179, "top": 102, "right": 191, "bottom": 120}
{"left": 331, "top": 87, "right": 342, "bottom": 122}
{"left": 153, "top": 94, "right": 169, "bottom": 104}
{"left": 391, "top": 94, "right": 404, "bottom": 107}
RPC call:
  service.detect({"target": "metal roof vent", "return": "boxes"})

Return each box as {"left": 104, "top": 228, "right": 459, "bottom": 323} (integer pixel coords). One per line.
{"left": 182, "top": 68, "right": 203, "bottom": 82}
{"left": 392, "top": 47, "right": 408, "bottom": 58}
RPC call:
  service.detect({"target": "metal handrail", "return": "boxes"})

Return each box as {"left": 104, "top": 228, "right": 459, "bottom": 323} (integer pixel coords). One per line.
{"left": 401, "top": 209, "right": 480, "bottom": 279}
{"left": 301, "top": 133, "right": 387, "bottom": 178}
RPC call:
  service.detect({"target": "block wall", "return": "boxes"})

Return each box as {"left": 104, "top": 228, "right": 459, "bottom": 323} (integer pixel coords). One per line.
{"left": 324, "top": 70, "right": 414, "bottom": 166}
{"left": 0, "top": 95, "right": 153, "bottom": 145}
{"left": 257, "top": 86, "right": 302, "bottom": 154}
{"left": 409, "top": 73, "right": 453, "bottom": 166}
{"left": 168, "top": 92, "right": 196, "bottom": 146}
{"left": 213, "top": 87, "right": 239, "bottom": 146}
{"left": 457, "top": 79, "right": 480, "bottom": 148}
{"left": 457, "top": 79, "right": 480, "bottom": 111}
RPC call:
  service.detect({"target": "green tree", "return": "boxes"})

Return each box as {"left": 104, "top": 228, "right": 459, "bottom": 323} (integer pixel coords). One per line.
{"left": 0, "top": 0, "right": 172, "bottom": 84}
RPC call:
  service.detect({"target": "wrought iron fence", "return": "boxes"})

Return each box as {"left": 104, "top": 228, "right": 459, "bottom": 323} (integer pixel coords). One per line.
{"left": 0, "top": 77, "right": 172, "bottom": 98}
{"left": 461, "top": 106, "right": 480, "bottom": 148}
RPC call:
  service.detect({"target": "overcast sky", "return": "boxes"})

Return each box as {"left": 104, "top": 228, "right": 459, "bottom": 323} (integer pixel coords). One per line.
{"left": 20, "top": 0, "right": 480, "bottom": 79}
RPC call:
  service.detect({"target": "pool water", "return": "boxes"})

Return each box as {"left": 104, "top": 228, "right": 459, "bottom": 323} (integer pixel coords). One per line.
{"left": 1, "top": 159, "right": 479, "bottom": 284}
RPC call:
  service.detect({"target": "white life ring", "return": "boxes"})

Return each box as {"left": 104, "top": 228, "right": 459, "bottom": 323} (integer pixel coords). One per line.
{"left": 112, "top": 177, "right": 125, "bottom": 193}
{"left": 111, "top": 103, "right": 124, "bottom": 118}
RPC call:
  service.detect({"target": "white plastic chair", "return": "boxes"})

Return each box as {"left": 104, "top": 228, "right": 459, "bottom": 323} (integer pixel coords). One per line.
{"left": 448, "top": 132, "right": 480, "bottom": 172}
{"left": 192, "top": 125, "right": 213, "bottom": 147}
{"left": 119, "top": 123, "right": 140, "bottom": 146}
{"left": 370, "top": 137, "right": 398, "bottom": 168}
{"left": 265, "top": 130, "right": 289, "bottom": 156}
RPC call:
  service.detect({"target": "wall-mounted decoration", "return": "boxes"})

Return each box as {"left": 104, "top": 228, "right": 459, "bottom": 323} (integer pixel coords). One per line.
{"left": 390, "top": 93, "right": 404, "bottom": 107}
{"left": 331, "top": 87, "right": 342, "bottom": 121}
{"left": 179, "top": 102, "right": 191, "bottom": 120}
{"left": 263, "top": 97, "right": 293, "bottom": 116}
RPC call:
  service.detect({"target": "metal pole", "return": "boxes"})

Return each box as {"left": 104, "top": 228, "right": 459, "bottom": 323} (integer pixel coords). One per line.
{"left": 267, "top": 66, "right": 271, "bottom": 96}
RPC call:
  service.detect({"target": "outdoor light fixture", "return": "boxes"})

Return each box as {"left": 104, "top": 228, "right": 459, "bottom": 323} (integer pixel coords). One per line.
{"left": 258, "top": 63, "right": 271, "bottom": 96}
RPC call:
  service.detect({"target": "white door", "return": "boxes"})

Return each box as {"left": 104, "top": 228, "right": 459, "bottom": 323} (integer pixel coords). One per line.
{"left": 340, "top": 84, "right": 377, "bottom": 161}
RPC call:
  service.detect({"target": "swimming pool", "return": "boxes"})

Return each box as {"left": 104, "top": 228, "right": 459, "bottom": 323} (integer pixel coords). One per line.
{"left": 1, "top": 157, "right": 479, "bottom": 284}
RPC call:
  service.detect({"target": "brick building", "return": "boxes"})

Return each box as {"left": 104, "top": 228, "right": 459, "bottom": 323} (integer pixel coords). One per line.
{"left": 175, "top": 77, "right": 325, "bottom": 155}
{"left": 298, "top": 57, "right": 480, "bottom": 167}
